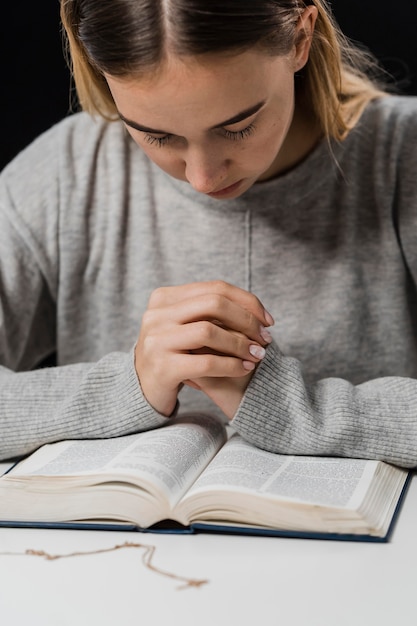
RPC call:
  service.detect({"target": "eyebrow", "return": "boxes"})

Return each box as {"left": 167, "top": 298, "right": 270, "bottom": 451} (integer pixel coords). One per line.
{"left": 118, "top": 100, "right": 266, "bottom": 135}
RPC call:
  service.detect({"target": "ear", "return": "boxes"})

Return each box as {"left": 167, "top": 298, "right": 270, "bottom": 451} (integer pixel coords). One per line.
{"left": 293, "top": 6, "right": 318, "bottom": 72}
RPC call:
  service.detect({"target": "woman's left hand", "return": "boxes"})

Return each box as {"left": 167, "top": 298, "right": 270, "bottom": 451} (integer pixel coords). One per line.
{"left": 184, "top": 362, "right": 254, "bottom": 419}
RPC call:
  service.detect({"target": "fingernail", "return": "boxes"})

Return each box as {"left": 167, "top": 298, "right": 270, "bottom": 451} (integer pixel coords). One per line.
{"left": 260, "top": 326, "right": 273, "bottom": 344}
{"left": 264, "top": 309, "right": 275, "bottom": 326}
{"left": 243, "top": 360, "right": 256, "bottom": 371}
{"left": 249, "top": 345, "right": 266, "bottom": 359}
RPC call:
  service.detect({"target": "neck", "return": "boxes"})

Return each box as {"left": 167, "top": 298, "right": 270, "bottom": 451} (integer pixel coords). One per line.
{"left": 259, "top": 103, "right": 322, "bottom": 181}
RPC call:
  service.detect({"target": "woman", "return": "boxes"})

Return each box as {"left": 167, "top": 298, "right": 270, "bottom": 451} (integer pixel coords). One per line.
{"left": 0, "top": 0, "right": 416, "bottom": 466}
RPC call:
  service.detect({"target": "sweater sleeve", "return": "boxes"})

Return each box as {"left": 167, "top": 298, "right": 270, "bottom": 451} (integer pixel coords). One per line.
{"left": 0, "top": 207, "right": 167, "bottom": 461}
{"left": 0, "top": 351, "right": 168, "bottom": 461}
{"left": 0, "top": 121, "right": 167, "bottom": 462}
{"left": 231, "top": 341, "right": 417, "bottom": 468}
{"left": 0, "top": 200, "right": 167, "bottom": 460}
{"left": 233, "top": 99, "right": 417, "bottom": 469}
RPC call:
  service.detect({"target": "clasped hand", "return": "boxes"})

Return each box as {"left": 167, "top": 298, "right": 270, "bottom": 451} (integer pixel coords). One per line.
{"left": 134, "top": 281, "right": 274, "bottom": 419}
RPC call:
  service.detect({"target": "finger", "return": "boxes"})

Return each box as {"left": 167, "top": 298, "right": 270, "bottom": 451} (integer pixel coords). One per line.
{"left": 185, "top": 322, "right": 267, "bottom": 362}
{"left": 142, "top": 322, "right": 266, "bottom": 364}
{"left": 143, "top": 293, "right": 272, "bottom": 345}
{"left": 172, "top": 352, "right": 257, "bottom": 382}
{"left": 148, "top": 280, "right": 274, "bottom": 327}
{"left": 184, "top": 372, "right": 253, "bottom": 419}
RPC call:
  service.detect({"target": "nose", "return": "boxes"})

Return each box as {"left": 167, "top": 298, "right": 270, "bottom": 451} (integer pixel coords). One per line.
{"left": 184, "top": 146, "right": 229, "bottom": 194}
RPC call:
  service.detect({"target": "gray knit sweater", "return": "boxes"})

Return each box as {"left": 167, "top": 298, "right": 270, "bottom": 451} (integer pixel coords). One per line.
{"left": 1, "top": 96, "right": 417, "bottom": 466}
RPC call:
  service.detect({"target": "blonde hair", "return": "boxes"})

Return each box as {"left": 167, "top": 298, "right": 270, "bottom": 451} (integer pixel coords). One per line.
{"left": 61, "top": 0, "right": 387, "bottom": 141}
{"left": 303, "top": 1, "right": 386, "bottom": 139}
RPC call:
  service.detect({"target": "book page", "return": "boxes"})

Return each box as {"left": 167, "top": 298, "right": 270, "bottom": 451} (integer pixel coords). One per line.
{"left": 183, "top": 434, "right": 374, "bottom": 509}
{"left": 7, "top": 414, "right": 227, "bottom": 507}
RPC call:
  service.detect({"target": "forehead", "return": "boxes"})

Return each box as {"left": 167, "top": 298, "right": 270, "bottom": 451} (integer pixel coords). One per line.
{"left": 105, "top": 50, "right": 292, "bottom": 124}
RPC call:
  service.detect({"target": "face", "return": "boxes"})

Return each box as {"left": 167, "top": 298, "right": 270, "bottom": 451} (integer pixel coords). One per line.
{"left": 106, "top": 48, "right": 314, "bottom": 199}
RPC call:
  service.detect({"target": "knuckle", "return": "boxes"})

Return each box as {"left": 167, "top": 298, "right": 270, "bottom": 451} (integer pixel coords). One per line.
{"left": 203, "top": 292, "right": 224, "bottom": 313}
{"left": 195, "top": 320, "right": 214, "bottom": 343}
{"left": 234, "top": 333, "right": 248, "bottom": 355}
{"left": 141, "top": 308, "right": 158, "bottom": 330}
{"left": 250, "top": 292, "right": 263, "bottom": 309}
{"left": 148, "top": 286, "right": 168, "bottom": 308}
{"left": 211, "top": 292, "right": 225, "bottom": 310}
{"left": 242, "top": 309, "right": 256, "bottom": 334}
{"left": 209, "top": 279, "right": 230, "bottom": 294}
{"left": 197, "top": 353, "right": 216, "bottom": 373}
{"left": 141, "top": 331, "right": 159, "bottom": 355}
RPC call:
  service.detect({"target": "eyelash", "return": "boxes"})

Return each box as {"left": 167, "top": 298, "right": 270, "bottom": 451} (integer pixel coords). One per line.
{"left": 144, "top": 134, "right": 171, "bottom": 147}
{"left": 223, "top": 123, "right": 256, "bottom": 141}
{"left": 143, "top": 123, "right": 256, "bottom": 147}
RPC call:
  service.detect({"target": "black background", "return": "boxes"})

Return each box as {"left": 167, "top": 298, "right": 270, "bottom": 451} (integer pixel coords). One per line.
{"left": 1, "top": 2, "right": 416, "bottom": 170}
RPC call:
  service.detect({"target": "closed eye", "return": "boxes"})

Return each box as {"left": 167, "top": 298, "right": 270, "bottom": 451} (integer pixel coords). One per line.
{"left": 143, "top": 133, "right": 172, "bottom": 147}
{"left": 118, "top": 100, "right": 264, "bottom": 148}
{"left": 143, "top": 123, "right": 256, "bottom": 148}
{"left": 223, "top": 123, "right": 256, "bottom": 141}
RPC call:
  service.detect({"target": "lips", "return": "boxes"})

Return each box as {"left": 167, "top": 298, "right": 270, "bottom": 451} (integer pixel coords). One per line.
{"left": 207, "top": 179, "right": 243, "bottom": 198}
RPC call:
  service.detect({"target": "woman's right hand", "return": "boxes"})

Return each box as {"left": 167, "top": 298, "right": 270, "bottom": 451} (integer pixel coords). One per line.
{"left": 134, "top": 280, "right": 274, "bottom": 417}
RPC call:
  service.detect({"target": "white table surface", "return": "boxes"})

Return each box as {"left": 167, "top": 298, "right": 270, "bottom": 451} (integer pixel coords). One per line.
{"left": 0, "top": 466, "right": 416, "bottom": 626}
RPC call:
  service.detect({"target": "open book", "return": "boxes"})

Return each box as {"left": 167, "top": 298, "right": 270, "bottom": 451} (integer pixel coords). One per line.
{"left": 0, "top": 414, "right": 409, "bottom": 541}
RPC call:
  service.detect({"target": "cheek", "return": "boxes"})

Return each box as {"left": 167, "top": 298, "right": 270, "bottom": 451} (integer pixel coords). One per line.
{"left": 137, "top": 142, "right": 186, "bottom": 179}
{"left": 265, "top": 113, "right": 292, "bottom": 149}
{"left": 250, "top": 125, "right": 287, "bottom": 162}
